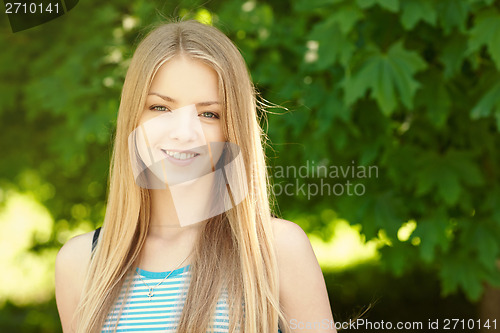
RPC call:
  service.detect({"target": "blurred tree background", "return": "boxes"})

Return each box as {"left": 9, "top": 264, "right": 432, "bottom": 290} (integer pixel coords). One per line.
{"left": 1, "top": 0, "right": 499, "bottom": 331}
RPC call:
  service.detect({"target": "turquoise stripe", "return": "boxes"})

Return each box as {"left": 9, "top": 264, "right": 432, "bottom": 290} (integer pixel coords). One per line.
{"left": 117, "top": 293, "right": 186, "bottom": 301}
{"left": 125, "top": 283, "right": 189, "bottom": 291}
{"left": 128, "top": 279, "right": 190, "bottom": 287}
{"left": 111, "top": 303, "right": 184, "bottom": 311}
{"left": 135, "top": 265, "right": 191, "bottom": 279}
{"left": 129, "top": 277, "right": 191, "bottom": 285}
{"left": 105, "top": 319, "right": 200, "bottom": 327}
{"left": 106, "top": 310, "right": 179, "bottom": 317}
{"left": 103, "top": 326, "right": 176, "bottom": 332}
{"left": 116, "top": 296, "right": 187, "bottom": 305}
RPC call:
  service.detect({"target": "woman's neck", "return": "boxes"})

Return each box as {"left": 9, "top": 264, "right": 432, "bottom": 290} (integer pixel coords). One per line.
{"left": 137, "top": 188, "right": 205, "bottom": 271}
{"left": 148, "top": 188, "right": 206, "bottom": 240}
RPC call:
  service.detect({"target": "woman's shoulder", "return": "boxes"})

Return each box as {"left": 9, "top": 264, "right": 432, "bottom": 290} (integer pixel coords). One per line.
{"left": 55, "top": 230, "right": 97, "bottom": 331}
{"left": 270, "top": 217, "right": 335, "bottom": 327}
{"left": 271, "top": 217, "right": 319, "bottom": 273}
{"left": 55, "top": 230, "right": 96, "bottom": 294}
{"left": 56, "top": 230, "right": 95, "bottom": 266}
{"left": 270, "top": 216, "right": 322, "bottom": 281}
{"left": 271, "top": 217, "right": 312, "bottom": 252}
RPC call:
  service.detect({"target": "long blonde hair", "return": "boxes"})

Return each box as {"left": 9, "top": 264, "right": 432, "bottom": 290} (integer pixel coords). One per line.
{"left": 72, "top": 20, "right": 289, "bottom": 333}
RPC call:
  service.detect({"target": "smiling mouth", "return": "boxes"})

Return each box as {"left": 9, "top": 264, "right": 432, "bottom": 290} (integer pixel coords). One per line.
{"left": 161, "top": 149, "right": 200, "bottom": 160}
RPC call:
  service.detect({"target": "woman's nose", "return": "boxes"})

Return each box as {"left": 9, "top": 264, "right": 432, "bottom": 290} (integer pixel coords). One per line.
{"left": 167, "top": 108, "right": 203, "bottom": 142}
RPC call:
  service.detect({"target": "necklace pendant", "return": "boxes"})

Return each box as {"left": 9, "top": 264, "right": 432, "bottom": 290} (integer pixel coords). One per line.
{"left": 147, "top": 288, "right": 154, "bottom": 300}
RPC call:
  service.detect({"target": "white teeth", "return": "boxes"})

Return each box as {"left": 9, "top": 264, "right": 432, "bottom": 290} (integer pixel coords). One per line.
{"left": 163, "top": 150, "right": 196, "bottom": 160}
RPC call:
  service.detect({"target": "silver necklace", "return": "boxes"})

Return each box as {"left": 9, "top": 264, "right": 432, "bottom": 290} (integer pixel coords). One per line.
{"left": 136, "top": 252, "right": 191, "bottom": 301}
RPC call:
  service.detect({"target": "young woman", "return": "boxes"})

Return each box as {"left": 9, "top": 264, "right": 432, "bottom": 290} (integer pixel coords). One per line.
{"left": 55, "top": 20, "right": 335, "bottom": 333}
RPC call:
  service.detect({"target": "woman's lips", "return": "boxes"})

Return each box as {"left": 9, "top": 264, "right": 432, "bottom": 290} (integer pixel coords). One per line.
{"left": 161, "top": 149, "right": 200, "bottom": 166}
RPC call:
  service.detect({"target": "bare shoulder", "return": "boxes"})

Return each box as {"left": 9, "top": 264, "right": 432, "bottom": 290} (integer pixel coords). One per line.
{"left": 271, "top": 217, "right": 319, "bottom": 277}
{"left": 55, "top": 230, "right": 96, "bottom": 332}
{"left": 56, "top": 230, "right": 95, "bottom": 273}
{"left": 271, "top": 217, "right": 335, "bottom": 330}
{"left": 271, "top": 217, "right": 313, "bottom": 256}
{"left": 56, "top": 230, "right": 96, "bottom": 292}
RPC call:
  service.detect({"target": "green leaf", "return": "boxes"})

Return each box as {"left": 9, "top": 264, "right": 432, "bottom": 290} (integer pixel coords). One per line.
{"left": 318, "top": 92, "right": 350, "bottom": 132}
{"left": 470, "top": 82, "right": 500, "bottom": 126}
{"left": 414, "top": 150, "right": 483, "bottom": 205}
{"left": 436, "top": 0, "right": 469, "bottom": 35}
{"left": 458, "top": 264, "right": 485, "bottom": 301}
{"left": 359, "top": 141, "right": 381, "bottom": 165}
{"left": 439, "top": 172, "right": 461, "bottom": 206}
{"left": 379, "top": 243, "right": 415, "bottom": 276}
{"left": 468, "top": 8, "right": 500, "bottom": 71}
{"left": 414, "top": 152, "right": 451, "bottom": 200}
{"left": 446, "top": 151, "right": 485, "bottom": 187}
{"left": 440, "top": 254, "right": 485, "bottom": 301}
{"left": 382, "top": 145, "right": 421, "bottom": 189}
{"left": 344, "top": 41, "right": 427, "bottom": 115}
{"left": 439, "top": 35, "right": 468, "bottom": 79}
{"left": 415, "top": 70, "right": 452, "bottom": 128}
{"left": 308, "top": 17, "right": 356, "bottom": 69}
{"left": 412, "top": 210, "right": 450, "bottom": 263}
{"left": 285, "top": 107, "right": 311, "bottom": 136}
{"left": 472, "top": 226, "right": 499, "bottom": 269}
{"left": 303, "top": 80, "right": 327, "bottom": 109}
{"left": 400, "top": 0, "right": 437, "bottom": 30}
{"left": 356, "top": 0, "right": 399, "bottom": 12}
{"left": 329, "top": 4, "right": 365, "bottom": 34}
{"left": 293, "top": 0, "right": 344, "bottom": 12}
{"left": 343, "top": 46, "right": 381, "bottom": 106}
{"left": 352, "top": 192, "right": 403, "bottom": 240}
{"left": 414, "top": 159, "right": 439, "bottom": 196}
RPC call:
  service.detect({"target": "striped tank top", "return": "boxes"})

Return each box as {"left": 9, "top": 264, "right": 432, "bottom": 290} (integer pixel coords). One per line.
{"left": 101, "top": 264, "right": 233, "bottom": 332}
{"left": 92, "top": 228, "right": 282, "bottom": 333}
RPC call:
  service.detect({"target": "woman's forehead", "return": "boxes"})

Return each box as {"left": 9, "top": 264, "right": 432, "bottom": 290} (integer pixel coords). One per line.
{"left": 148, "top": 56, "right": 220, "bottom": 104}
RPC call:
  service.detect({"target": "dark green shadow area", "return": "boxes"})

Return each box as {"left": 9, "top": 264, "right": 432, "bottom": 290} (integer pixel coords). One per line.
{"left": 0, "top": 299, "right": 61, "bottom": 333}
{"left": 325, "top": 264, "right": 479, "bottom": 332}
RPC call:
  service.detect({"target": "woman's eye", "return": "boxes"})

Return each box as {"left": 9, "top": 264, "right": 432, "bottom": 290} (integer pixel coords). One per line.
{"left": 149, "top": 105, "right": 170, "bottom": 112}
{"left": 200, "top": 111, "right": 220, "bottom": 119}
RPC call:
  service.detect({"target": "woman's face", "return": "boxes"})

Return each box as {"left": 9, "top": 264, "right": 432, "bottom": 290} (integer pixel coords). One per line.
{"left": 141, "top": 55, "right": 224, "bottom": 141}
{"left": 132, "top": 55, "right": 225, "bottom": 187}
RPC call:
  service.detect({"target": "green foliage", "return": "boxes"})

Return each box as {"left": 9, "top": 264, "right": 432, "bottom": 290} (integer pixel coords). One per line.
{"left": 214, "top": 0, "right": 500, "bottom": 302}
{"left": 343, "top": 41, "right": 427, "bottom": 115}
{"left": 468, "top": 7, "right": 500, "bottom": 70}
{"left": 0, "top": 0, "right": 499, "bottom": 314}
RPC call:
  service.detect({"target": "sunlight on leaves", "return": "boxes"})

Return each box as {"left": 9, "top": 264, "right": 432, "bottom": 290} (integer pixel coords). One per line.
{"left": 310, "top": 219, "right": 379, "bottom": 271}
{"left": 0, "top": 191, "right": 55, "bottom": 306}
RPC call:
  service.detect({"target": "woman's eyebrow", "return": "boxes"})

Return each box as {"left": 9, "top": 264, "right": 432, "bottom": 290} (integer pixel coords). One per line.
{"left": 196, "top": 101, "right": 221, "bottom": 107}
{"left": 148, "top": 92, "right": 220, "bottom": 107}
{"left": 148, "top": 92, "right": 175, "bottom": 103}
